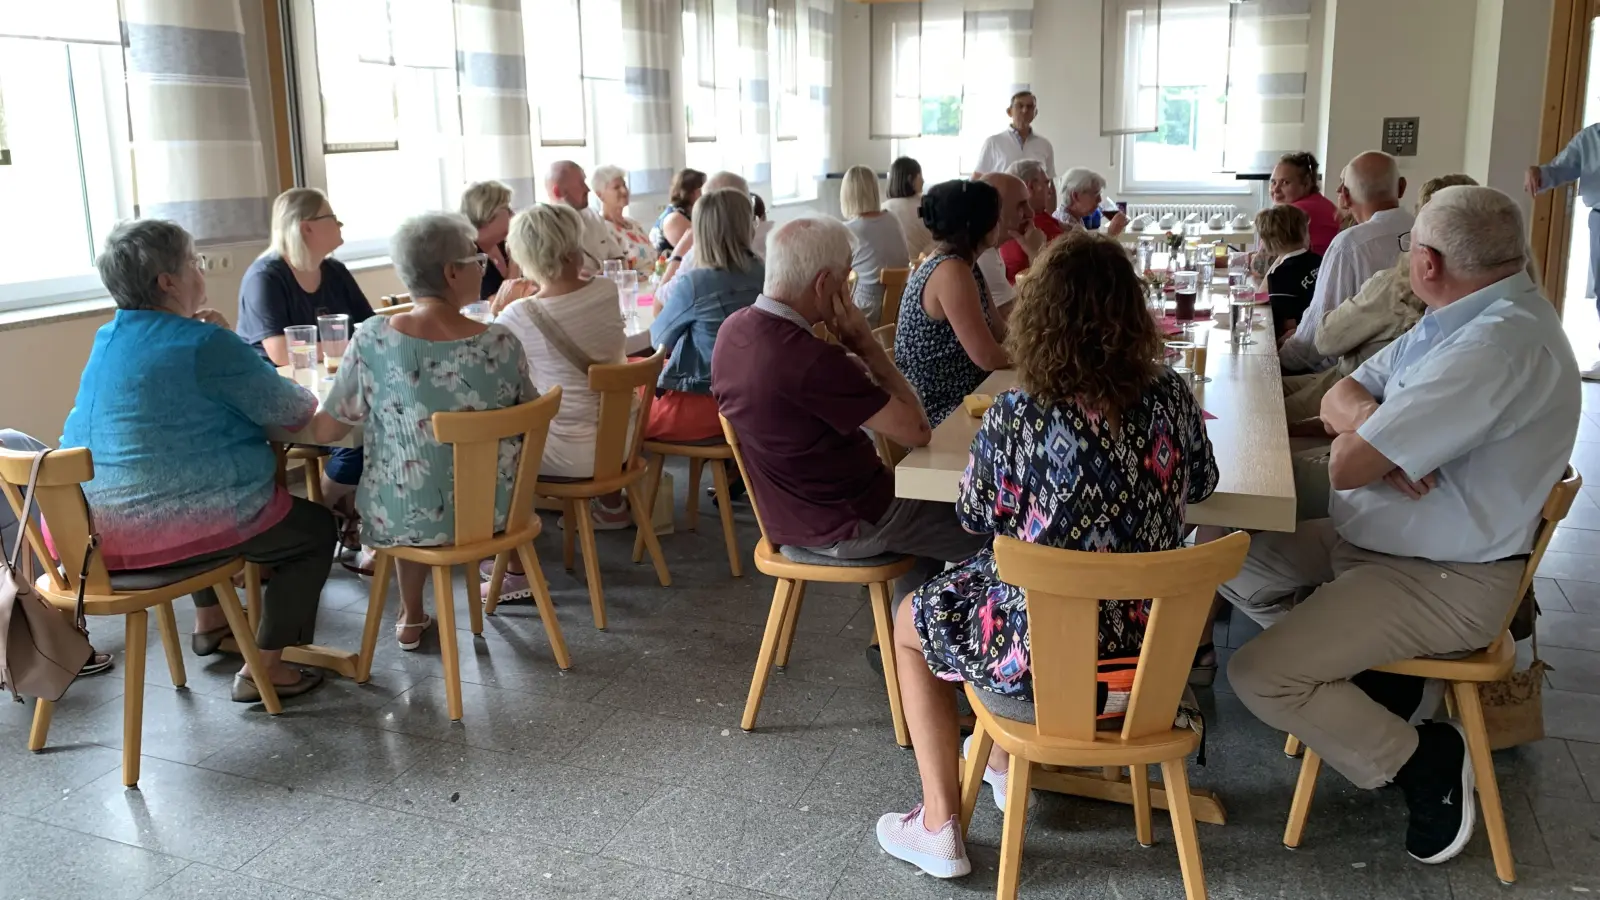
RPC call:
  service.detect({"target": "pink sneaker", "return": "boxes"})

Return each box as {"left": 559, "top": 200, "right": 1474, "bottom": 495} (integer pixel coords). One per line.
{"left": 875, "top": 804, "right": 971, "bottom": 878}
{"left": 483, "top": 572, "right": 532, "bottom": 604}
{"left": 962, "top": 735, "right": 1035, "bottom": 812}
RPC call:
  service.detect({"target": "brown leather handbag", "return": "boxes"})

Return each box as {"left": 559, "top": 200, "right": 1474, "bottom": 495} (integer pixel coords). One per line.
{"left": 0, "top": 451, "right": 93, "bottom": 703}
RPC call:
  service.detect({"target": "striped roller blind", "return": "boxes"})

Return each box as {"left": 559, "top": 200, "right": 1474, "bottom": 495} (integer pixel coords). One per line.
{"left": 456, "top": 0, "right": 536, "bottom": 206}
{"left": 1223, "top": 0, "right": 1313, "bottom": 173}
{"left": 620, "top": 0, "right": 676, "bottom": 195}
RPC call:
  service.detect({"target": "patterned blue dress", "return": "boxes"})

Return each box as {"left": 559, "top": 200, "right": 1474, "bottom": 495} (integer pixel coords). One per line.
{"left": 911, "top": 373, "right": 1219, "bottom": 700}
{"left": 893, "top": 252, "right": 996, "bottom": 427}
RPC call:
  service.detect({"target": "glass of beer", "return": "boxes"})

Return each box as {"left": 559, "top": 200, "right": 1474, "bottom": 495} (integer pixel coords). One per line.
{"left": 285, "top": 324, "right": 318, "bottom": 388}
{"left": 317, "top": 314, "right": 349, "bottom": 374}
{"left": 1173, "top": 271, "right": 1199, "bottom": 321}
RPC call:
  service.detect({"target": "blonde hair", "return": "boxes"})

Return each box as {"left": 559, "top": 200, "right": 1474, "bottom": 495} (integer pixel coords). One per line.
{"left": 1254, "top": 205, "right": 1310, "bottom": 255}
{"left": 268, "top": 187, "right": 328, "bottom": 271}
{"left": 506, "top": 203, "right": 585, "bottom": 284}
{"left": 692, "top": 189, "right": 758, "bottom": 273}
{"left": 459, "top": 180, "right": 514, "bottom": 228}
{"left": 839, "top": 166, "right": 882, "bottom": 219}
{"left": 1417, "top": 173, "right": 1478, "bottom": 210}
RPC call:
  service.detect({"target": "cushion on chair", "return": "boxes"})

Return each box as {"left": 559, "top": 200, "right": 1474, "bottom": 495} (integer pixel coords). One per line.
{"left": 673, "top": 435, "right": 729, "bottom": 447}
{"left": 972, "top": 686, "right": 1037, "bottom": 725}
{"left": 110, "top": 559, "right": 236, "bottom": 592}
{"left": 777, "top": 545, "right": 906, "bottom": 567}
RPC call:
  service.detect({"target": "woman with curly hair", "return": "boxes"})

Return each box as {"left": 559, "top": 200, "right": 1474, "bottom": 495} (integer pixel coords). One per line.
{"left": 874, "top": 232, "right": 1220, "bottom": 879}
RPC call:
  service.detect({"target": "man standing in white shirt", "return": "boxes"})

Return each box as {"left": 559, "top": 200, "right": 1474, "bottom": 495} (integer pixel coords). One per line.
{"left": 1528, "top": 123, "right": 1600, "bottom": 379}
{"left": 545, "top": 160, "right": 625, "bottom": 268}
{"left": 1279, "top": 151, "right": 1411, "bottom": 373}
{"left": 973, "top": 91, "right": 1055, "bottom": 180}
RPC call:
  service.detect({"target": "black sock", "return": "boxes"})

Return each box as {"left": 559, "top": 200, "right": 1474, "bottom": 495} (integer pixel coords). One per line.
{"left": 1352, "top": 670, "right": 1427, "bottom": 721}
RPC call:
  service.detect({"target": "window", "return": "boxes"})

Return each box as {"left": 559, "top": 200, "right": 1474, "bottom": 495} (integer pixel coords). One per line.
{"left": 768, "top": 0, "right": 819, "bottom": 202}
{"left": 1118, "top": 2, "right": 1245, "bottom": 194}
{"left": 0, "top": 2, "right": 134, "bottom": 311}
{"left": 888, "top": 10, "right": 966, "bottom": 182}
{"left": 527, "top": 0, "right": 630, "bottom": 185}
{"left": 681, "top": 0, "right": 742, "bottom": 175}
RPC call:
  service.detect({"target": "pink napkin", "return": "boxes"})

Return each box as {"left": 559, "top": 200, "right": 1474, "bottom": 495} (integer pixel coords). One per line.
{"left": 1203, "top": 410, "right": 1217, "bottom": 421}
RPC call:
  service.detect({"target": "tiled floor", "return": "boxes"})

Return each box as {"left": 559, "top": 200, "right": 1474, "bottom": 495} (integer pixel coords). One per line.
{"left": 6, "top": 440, "right": 1600, "bottom": 900}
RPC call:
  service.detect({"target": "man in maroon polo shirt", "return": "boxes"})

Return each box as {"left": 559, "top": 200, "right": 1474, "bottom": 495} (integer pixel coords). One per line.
{"left": 712, "top": 218, "right": 987, "bottom": 596}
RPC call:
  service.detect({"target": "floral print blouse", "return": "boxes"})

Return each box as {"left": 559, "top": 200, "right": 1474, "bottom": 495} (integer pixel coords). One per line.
{"left": 323, "top": 317, "right": 537, "bottom": 547}
{"left": 604, "top": 214, "right": 655, "bottom": 273}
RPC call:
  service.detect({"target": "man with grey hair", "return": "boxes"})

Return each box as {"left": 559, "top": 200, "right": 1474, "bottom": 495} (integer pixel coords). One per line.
{"left": 1222, "top": 185, "right": 1579, "bottom": 867}
{"left": 973, "top": 90, "right": 1054, "bottom": 178}
{"left": 711, "top": 218, "right": 986, "bottom": 596}
{"left": 1281, "top": 151, "right": 1412, "bottom": 372}
{"left": 545, "top": 159, "right": 624, "bottom": 267}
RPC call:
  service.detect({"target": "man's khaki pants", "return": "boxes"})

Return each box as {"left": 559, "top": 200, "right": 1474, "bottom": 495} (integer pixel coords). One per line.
{"left": 1219, "top": 519, "right": 1521, "bottom": 788}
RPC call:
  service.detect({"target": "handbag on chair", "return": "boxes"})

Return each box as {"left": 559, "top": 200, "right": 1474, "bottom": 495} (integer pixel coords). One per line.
{"left": 1480, "top": 585, "right": 1548, "bottom": 751}
{"left": 0, "top": 451, "right": 94, "bottom": 703}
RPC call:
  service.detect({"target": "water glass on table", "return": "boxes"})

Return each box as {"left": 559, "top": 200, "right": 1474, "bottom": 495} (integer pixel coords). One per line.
{"left": 1228, "top": 286, "right": 1257, "bottom": 346}
{"left": 462, "top": 301, "right": 493, "bottom": 324}
{"left": 601, "top": 259, "right": 623, "bottom": 281}
{"left": 615, "top": 270, "right": 640, "bottom": 329}
{"left": 1173, "top": 271, "right": 1199, "bottom": 321}
{"left": 317, "top": 314, "right": 349, "bottom": 374}
{"left": 285, "top": 324, "right": 319, "bottom": 388}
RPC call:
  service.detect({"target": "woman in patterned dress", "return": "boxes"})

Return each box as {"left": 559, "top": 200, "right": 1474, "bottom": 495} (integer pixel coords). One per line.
{"left": 893, "top": 179, "right": 1011, "bottom": 427}
{"left": 591, "top": 165, "right": 656, "bottom": 275}
{"left": 311, "top": 212, "right": 537, "bottom": 651}
{"left": 875, "top": 232, "right": 1220, "bottom": 878}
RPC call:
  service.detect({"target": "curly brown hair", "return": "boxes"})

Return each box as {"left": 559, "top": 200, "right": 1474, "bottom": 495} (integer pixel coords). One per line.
{"left": 1005, "top": 232, "right": 1163, "bottom": 414}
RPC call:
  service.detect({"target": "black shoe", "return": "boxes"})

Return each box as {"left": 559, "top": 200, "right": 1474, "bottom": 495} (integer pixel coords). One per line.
{"left": 706, "top": 478, "right": 747, "bottom": 507}
{"left": 1395, "top": 720, "right": 1475, "bottom": 864}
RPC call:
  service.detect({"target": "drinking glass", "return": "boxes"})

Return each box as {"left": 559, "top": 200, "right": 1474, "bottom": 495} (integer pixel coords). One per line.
{"left": 615, "top": 270, "right": 639, "bottom": 329}
{"left": 601, "top": 259, "right": 623, "bottom": 280}
{"left": 1173, "top": 271, "right": 1199, "bottom": 321}
{"left": 317, "top": 314, "right": 349, "bottom": 374}
{"left": 285, "top": 324, "right": 318, "bottom": 388}
{"left": 1164, "top": 340, "right": 1198, "bottom": 371}
{"left": 1171, "top": 365, "right": 1196, "bottom": 390}
{"left": 1229, "top": 287, "right": 1257, "bottom": 346}
{"left": 462, "top": 301, "right": 492, "bottom": 324}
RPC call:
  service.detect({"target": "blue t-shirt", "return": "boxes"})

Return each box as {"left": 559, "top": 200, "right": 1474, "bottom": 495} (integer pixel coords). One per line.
{"left": 236, "top": 253, "right": 374, "bottom": 360}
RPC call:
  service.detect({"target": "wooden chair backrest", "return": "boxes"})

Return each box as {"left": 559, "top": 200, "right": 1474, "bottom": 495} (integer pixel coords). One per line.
{"left": 431, "top": 388, "right": 563, "bottom": 546}
{"left": 376, "top": 302, "right": 413, "bottom": 317}
{"left": 878, "top": 266, "right": 910, "bottom": 326}
{"left": 719, "top": 415, "right": 775, "bottom": 546}
{"left": 993, "top": 531, "right": 1250, "bottom": 744}
{"left": 1500, "top": 466, "right": 1581, "bottom": 634}
{"left": 377, "top": 293, "right": 411, "bottom": 309}
{"left": 0, "top": 448, "right": 110, "bottom": 595}
{"left": 872, "top": 322, "right": 896, "bottom": 351}
{"left": 587, "top": 347, "right": 666, "bottom": 481}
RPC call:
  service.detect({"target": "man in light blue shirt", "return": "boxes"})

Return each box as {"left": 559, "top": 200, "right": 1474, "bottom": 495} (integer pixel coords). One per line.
{"left": 1529, "top": 123, "right": 1600, "bottom": 379}
{"left": 1221, "top": 187, "right": 1580, "bottom": 867}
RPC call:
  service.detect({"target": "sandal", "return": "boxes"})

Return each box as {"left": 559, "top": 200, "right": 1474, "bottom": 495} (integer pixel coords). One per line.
{"left": 1189, "top": 642, "right": 1217, "bottom": 687}
{"left": 395, "top": 613, "right": 434, "bottom": 651}
{"left": 331, "top": 496, "right": 363, "bottom": 553}
{"left": 231, "top": 667, "right": 324, "bottom": 703}
{"left": 341, "top": 547, "right": 376, "bottom": 577}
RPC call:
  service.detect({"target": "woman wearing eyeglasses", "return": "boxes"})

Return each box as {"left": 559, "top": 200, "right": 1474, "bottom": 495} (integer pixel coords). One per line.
{"left": 238, "top": 188, "right": 376, "bottom": 566}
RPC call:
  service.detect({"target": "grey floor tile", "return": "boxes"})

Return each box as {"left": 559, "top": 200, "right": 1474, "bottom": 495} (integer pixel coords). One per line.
{"left": 572, "top": 711, "right": 834, "bottom": 805}
{"left": 600, "top": 787, "right": 861, "bottom": 900}
{"left": 1490, "top": 739, "right": 1591, "bottom": 801}
{"left": 1448, "top": 860, "right": 1600, "bottom": 897}
{"left": 656, "top": 579, "right": 865, "bottom": 638}
{"left": 139, "top": 863, "right": 338, "bottom": 900}
{"left": 777, "top": 627, "right": 893, "bottom": 693}
{"left": 591, "top": 655, "right": 836, "bottom": 730}
{"left": 41, "top": 681, "right": 281, "bottom": 766}
{"left": 0, "top": 723, "right": 122, "bottom": 815}
{"left": 1537, "top": 551, "right": 1600, "bottom": 585}
{"left": 33, "top": 756, "right": 330, "bottom": 869}
{"left": 1461, "top": 788, "right": 1552, "bottom": 869}
{"left": 1546, "top": 527, "right": 1600, "bottom": 557}
{"left": 366, "top": 676, "right": 612, "bottom": 756}
{"left": 1543, "top": 689, "right": 1600, "bottom": 743}
{"left": 791, "top": 742, "right": 923, "bottom": 821}
{"left": 1533, "top": 577, "right": 1575, "bottom": 613}
{"left": 1557, "top": 578, "right": 1600, "bottom": 614}
{"left": 1528, "top": 792, "right": 1600, "bottom": 876}
{"left": 1568, "top": 739, "right": 1600, "bottom": 802}
{"left": 1540, "top": 646, "right": 1600, "bottom": 695}
{"left": 621, "top": 614, "right": 768, "bottom": 675}
{"left": 800, "top": 685, "right": 907, "bottom": 752}
{"left": 0, "top": 812, "right": 188, "bottom": 900}
{"left": 365, "top": 741, "right": 665, "bottom": 851}
{"left": 1536, "top": 611, "right": 1600, "bottom": 652}
{"left": 0, "top": 669, "right": 127, "bottom": 733}
{"left": 196, "top": 717, "right": 436, "bottom": 801}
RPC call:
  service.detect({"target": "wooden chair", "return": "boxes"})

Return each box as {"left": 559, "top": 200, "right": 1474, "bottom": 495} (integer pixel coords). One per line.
{"left": 375, "top": 302, "right": 413, "bottom": 317}
{"left": 720, "top": 415, "right": 916, "bottom": 747}
{"left": 959, "top": 533, "right": 1251, "bottom": 900}
{"left": 634, "top": 438, "right": 742, "bottom": 577}
{"left": 283, "top": 447, "right": 328, "bottom": 504}
{"left": 517, "top": 348, "right": 671, "bottom": 631}
{"left": 872, "top": 321, "right": 896, "bottom": 351}
{"left": 356, "top": 389, "right": 570, "bottom": 723}
{"left": 377, "top": 292, "right": 411, "bottom": 309}
{"left": 0, "top": 448, "right": 281, "bottom": 787}
{"left": 1280, "top": 467, "right": 1581, "bottom": 885}
{"left": 878, "top": 266, "right": 910, "bottom": 327}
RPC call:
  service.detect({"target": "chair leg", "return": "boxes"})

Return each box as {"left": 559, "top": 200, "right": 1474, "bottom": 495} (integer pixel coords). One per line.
{"left": 958, "top": 720, "right": 992, "bottom": 834}
{"left": 1162, "top": 758, "right": 1208, "bottom": 900}
{"left": 28, "top": 699, "right": 54, "bottom": 752}
{"left": 574, "top": 506, "right": 608, "bottom": 630}
{"left": 775, "top": 582, "right": 807, "bottom": 669}
{"left": 464, "top": 562, "right": 484, "bottom": 636}
{"left": 628, "top": 483, "right": 672, "bottom": 588}
{"left": 356, "top": 551, "right": 394, "bottom": 683}
{"left": 518, "top": 543, "right": 571, "bottom": 670}
{"left": 710, "top": 459, "right": 742, "bottom": 577}
{"left": 1284, "top": 735, "right": 1302, "bottom": 758}
{"left": 742, "top": 578, "right": 797, "bottom": 732}
{"left": 562, "top": 500, "right": 578, "bottom": 571}
{"left": 213, "top": 581, "right": 282, "bottom": 715}
{"left": 867, "top": 581, "right": 911, "bottom": 748}
{"left": 484, "top": 551, "right": 510, "bottom": 616}
{"left": 1455, "top": 681, "right": 1515, "bottom": 883}
{"left": 686, "top": 457, "right": 704, "bottom": 530}
{"left": 995, "top": 757, "right": 1033, "bottom": 900}
{"left": 245, "top": 562, "right": 262, "bottom": 632}
{"left": 633, "top": 453, "right": 667, "bottom": 564}
{"left": 303, "top": 457, "right": 324, "bottom": 505}
{"left": 1131, "top": 763, "right": 1154, "bottom": 847}
{"left": 122, "top": 609, "right": 149, "bottom": 787}
{"left": 153, "top": 601, "right": 186, "bottom": 689}
{"left": 1283, "top": 748, "right": 1322, "bottom": 848}
{"left": 432, "top": 565, "right": 464, "bottom": 722}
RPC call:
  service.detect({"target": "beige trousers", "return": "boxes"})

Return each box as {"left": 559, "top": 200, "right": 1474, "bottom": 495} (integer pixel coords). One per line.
{"left": 1220, "top": 519, "right": 1522, "bottom": 788}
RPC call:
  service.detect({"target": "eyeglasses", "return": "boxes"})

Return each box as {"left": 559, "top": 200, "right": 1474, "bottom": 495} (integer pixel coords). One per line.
{"left": 454, "top": 252, "right": 489, "bottom": 271}
{"left": 1398, "top": 232, "right": 1414, "bottom": 252}
{"left": 307, "top": 214, "right": 341, "bottom": 225}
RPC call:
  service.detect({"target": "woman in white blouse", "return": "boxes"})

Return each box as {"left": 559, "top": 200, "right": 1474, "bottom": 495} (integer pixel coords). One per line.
{"left": 591, "top": 164, "right": 655, "bottom": 275}
{"left": 841, "top": 165, "right": 910, "bottom": 326}
{"left": 883, "top": 156, "right": 933, "bottom": 259}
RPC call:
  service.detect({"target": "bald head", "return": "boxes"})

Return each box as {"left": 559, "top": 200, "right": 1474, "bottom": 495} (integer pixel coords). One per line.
{"left": 1339, "top": 151, "right": 1404, "bottom": 218}
{"left": 545, "top": 160, "right": 589, "bottom": 210}
{"left": 981, "top": 172, "right": 1030, "bottom": 239}
{"left": 705, "top": 171, "right": 751, "bottom": 196}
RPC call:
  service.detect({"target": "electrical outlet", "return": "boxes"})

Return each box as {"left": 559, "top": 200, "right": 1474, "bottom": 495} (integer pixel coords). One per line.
{"left": 202, "top": 252, "right": 234, "bottom": 274}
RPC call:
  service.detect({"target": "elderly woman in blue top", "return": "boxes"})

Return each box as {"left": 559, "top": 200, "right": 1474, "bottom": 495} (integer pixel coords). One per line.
{"left": 645, "top": 188, "right": 765, "bottom": 441}
{"left": 60, "top": 219, "right": 336, "bottom": 703}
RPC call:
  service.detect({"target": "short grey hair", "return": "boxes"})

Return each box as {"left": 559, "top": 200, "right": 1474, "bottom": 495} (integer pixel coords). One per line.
{"left": 763, "top": 217, "right": 851, "bottom": 300}
{"left": 1059, "top": 167, "right": 1105, "bottom": 198}
{"left": 98, "top": 219, "right": 194, "bottom": 311}
{"left": 705, "top": 170, "right": 750, "bottom": 195}
{"left": 391, "top": 212, "right": 477, "bottom": 298}
{"left": 1006, "top": 159, "right": 1049, "bottom": 187}
{"left": 1412, "top": 185, "right": 1528, "bottom": 276}
{"left": 1341, "top": 151, "right": 1401, "bottom": 204}
{"left": 507, "top": 203, "right": 586, "bottom": 284}
{"left": 589, "top": 164, "right": 627, "bottom": 194}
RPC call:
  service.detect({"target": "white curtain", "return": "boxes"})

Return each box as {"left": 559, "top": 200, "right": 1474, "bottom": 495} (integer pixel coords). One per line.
{"left": 736, "top": 0, "right": 771, "bottom": 184}
{"left": 456, "top": 0, "right": 537, "bottom": 205}
{"left": 620, "top": 0, "right": 676, "bottom": 195}
{"left": 1223, "top": 0, "right": 1312, "bottom": 172}
{"left": 1100, "top": 0, "right": 1162, "bottom": 137}
{"left": 807, "top": 0, "right": 836, "bottom": 175}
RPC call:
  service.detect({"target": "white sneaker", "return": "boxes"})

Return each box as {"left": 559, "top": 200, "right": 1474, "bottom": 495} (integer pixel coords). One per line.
{"left": 875, "top": 805, "right": 971, "bottom": 878}
{"left": 962, "top": 734, "right": 1035, "bottom": 812}
{"left": 1582, "top": 362, "right": 1600, "bottom": 382}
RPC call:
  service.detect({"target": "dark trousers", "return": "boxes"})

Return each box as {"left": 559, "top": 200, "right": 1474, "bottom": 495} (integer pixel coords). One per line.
{"left": 180, "top": 498, "right": 335, "bottom": 650}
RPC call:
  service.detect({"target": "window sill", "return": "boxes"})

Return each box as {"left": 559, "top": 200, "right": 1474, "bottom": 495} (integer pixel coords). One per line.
{"left": 0, "top": 296, "right": 117, "bottom": 333}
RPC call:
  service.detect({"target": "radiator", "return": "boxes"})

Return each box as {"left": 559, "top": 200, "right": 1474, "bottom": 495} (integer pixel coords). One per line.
{"left": 1124, "top": 203, "right": 1239, "bottom": 222}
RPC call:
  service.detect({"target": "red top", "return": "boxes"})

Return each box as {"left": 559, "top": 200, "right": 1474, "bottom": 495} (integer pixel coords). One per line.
{"left": 999, "top": 212, "right": 1067, "bottom": 283}
{"left": 711, "top": 305, "right": 894, "bottom": 547}
{"left": 1292, "top": 192, "right": 1340, "bottom": 256}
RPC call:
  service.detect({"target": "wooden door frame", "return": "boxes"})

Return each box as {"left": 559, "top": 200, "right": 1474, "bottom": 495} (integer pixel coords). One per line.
{"left": 1533, "top": 0, "right": 1598, "bottom": 313}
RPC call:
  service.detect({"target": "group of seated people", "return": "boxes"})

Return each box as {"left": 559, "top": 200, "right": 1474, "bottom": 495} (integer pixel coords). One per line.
{"left": 5, "top": 141, "right": 1579, "bottom": 886}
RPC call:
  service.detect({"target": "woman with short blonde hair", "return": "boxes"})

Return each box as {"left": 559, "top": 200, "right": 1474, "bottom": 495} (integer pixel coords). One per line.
{"left": 839, "top": 165, "right": 909, "bottom": 325}
{"left": 459, "top": 180, "right": 518, "bottom": 300}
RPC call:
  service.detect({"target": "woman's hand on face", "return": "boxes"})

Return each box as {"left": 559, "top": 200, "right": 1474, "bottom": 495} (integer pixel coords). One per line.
{"left": 192, "top": 308, "right": 230, "bottom": 328}
{"left": 491, "top": 278, "right": 537, "bottom": 316}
